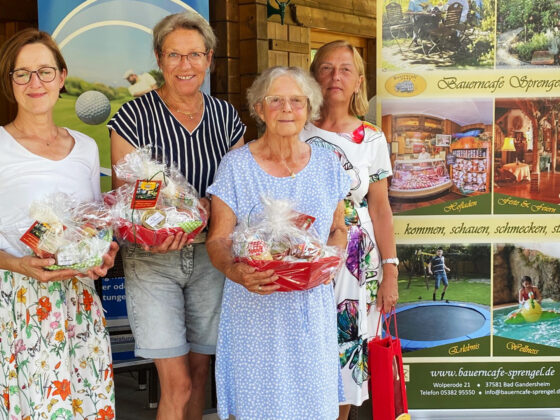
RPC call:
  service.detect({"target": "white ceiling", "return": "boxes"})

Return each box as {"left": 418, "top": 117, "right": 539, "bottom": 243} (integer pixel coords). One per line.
{"left": 381, "top": 98, "right": 494, "bottom": 127}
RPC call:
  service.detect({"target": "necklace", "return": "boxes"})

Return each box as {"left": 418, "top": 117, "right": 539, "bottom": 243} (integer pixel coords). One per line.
{"left": 281, "top": 160, "right": 296, "bottom": 178}
{"left": 12, "top": 121, "right": 58, "bottom": 146}
{"left": 161, "top": 91, "right": 203, "bottom": 120}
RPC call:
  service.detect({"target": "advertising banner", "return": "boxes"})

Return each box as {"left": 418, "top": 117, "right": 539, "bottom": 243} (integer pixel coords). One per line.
{"left": 378, "top": 0, "right": 560, "bottom": 411}
{"left": 38, "top": 0, "right": 209, "bottom": 191}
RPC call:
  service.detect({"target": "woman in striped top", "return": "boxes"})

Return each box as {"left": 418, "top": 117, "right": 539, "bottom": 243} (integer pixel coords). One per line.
{"left": 108, "top": 11, "right": 245, "bottom": 420}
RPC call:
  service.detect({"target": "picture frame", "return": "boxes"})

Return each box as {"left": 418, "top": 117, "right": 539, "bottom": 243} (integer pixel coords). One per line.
{"left": 436, "top": 134, "right": 451, "bottom": 147}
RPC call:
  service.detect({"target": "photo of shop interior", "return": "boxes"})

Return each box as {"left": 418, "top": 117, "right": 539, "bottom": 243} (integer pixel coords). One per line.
{"left": 495, "top": 99, "right": 560, "bottom": 205}
{"left": 381, "top": 99, "right": 493, "bottom": 213}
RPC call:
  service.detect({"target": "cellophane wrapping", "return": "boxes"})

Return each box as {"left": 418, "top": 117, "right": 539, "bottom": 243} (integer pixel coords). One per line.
{"left": 232, "top": 197, "right": 344, "bottom": 291}
{"left": 17, "top": 193, "right": 112, "bottom": 273}
{"left": 108, "top": 147, "right": 207, "bottom": 246}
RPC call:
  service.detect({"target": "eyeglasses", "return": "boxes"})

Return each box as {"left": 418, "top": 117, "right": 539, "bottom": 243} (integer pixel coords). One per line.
{"left": 163, "top": 51, "right": 209, "bottom": 66}
{"left": 263, "top": 95, "right": 308, "bottom": 110}
{"left": 10, "top": 66, "right": 58, "bottom": 85}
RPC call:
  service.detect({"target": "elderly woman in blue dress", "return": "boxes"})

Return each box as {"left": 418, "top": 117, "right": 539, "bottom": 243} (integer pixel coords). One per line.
{"left": 206, "top": 66, "right": 351, "bottom": 420}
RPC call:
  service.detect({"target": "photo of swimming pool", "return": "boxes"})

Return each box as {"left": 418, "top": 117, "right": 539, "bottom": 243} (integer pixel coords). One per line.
{"left": 493, "top": 301, "right": 560, "bottom": 348}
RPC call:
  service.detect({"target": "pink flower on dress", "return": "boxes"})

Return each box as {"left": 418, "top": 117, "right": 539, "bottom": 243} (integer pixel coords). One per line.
{"left": 12, "top": 339, "right": 26, "bottom": 355}
{"left": 67, "top": 324, "right": 76, "bottom": 339}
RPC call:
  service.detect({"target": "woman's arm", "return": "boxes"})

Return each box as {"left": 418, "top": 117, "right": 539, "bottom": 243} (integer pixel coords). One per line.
{"left": 366, "top": 178, "right": 399, "bottom": 313}
{"left": 0, "top": 250, "right": 80, "bottom": 282}
{"left": 206, "top": 196, "right": 279, "bottom": 295}
{"left": 110, "top": 131, "right": 137, "bottom": 189}
{"left": 327, "top": 200, "right": 347, "bottom": 249}
{"left": 534, "top": 287, "right": 543, "bottom": 303}
{"left": 229, "top": 136, "right": 245, "bottom": 150}
{"left": 110, "top": 130, "right": 190, "bottom": 253}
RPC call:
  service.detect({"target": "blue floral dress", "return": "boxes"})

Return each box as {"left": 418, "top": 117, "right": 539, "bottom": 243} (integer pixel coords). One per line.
{"left": 207, "top": 144, "right": 351, "bottom": 420}
{"left": 301, "top": 122, "right": 393, "bottom": 406}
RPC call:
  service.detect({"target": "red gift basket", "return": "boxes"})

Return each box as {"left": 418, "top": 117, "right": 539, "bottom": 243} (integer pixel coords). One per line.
{"left": 116, "top": 216, "right": 206, "bottom": 246}
{"left": 107, "top": 147, "right": 208, "bottom": 246}
{"left": 232, "top": 198, "right": 344, "bottom": 292}
{"left": 237, "top": 256, "right": 341, "bottom": 292}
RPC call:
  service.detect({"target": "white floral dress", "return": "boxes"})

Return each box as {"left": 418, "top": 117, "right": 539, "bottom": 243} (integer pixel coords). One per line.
{"left": 0, "top": 273, "right": 114, "bottom": 420}
{"left": 301, "top": 122, "right": 393, "bottom": 406}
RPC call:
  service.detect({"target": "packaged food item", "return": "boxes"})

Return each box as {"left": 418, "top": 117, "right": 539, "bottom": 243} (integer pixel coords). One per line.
{"left": 18, "top": 193, "right": 112, "bottom": 272}
{"left": 108, "top": 147, "right": 207, "bottom": 246}
{"left": 232, "top": 197, "right": 343, "bottom": 291}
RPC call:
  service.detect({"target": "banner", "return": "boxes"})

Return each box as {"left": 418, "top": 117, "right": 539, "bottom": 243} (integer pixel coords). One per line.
{"left": 378, "top": 0, "right": 560, "bottom": 412}
{"left": 39, "top": 0, "right": 209, "bottom": 191}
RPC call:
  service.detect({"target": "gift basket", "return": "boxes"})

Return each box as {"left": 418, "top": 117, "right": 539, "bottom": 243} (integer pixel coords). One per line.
{"left": 107, "top": 147, "right": 207, "bottom": 246}
{"left": 232, "top": 197, "right": 343, "bottom": 292}
{"left": 18, "top": 193, "right": 112, "bottom": 272}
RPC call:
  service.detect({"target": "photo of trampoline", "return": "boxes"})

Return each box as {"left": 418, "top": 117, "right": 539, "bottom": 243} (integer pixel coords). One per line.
{"left": 384, "top": 302, "right": 491, "bottom": 352}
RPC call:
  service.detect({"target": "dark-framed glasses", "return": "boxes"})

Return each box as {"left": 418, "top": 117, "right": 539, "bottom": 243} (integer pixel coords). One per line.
{"left": 164, "top": 51, "right": 209, "bottom": 66}
{"left": 263, "top": 95, "right": 308, "bottom": 110}
{"left": 10, "top": 66, "right": 58, "bottom": 85}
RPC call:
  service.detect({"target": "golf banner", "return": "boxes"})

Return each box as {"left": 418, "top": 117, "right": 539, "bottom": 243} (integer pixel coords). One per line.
{"left": 377, "top": 0, "right": 560, "bottom": 413}
{"left": 38, "top": 0, "right": 209, "bottom": 192}
{"left": 37, "top": 0, "right": 209, "bottom": 331}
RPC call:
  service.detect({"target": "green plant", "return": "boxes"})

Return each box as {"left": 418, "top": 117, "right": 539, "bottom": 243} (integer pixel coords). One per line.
{"left": 512, "top": 32, "right": 550, "bottom": 61}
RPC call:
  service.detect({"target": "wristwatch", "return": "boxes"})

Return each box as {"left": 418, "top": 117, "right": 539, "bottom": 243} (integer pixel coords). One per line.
{"left": 381, "top": 257, "right": 399, "bottom": 267}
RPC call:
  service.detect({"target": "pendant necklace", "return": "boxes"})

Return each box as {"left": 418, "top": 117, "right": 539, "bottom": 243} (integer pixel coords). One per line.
{"left": 282, "top": 160, "right": 296, "bottom": 178}
{"left": 12, "top": 121, "right": 57, "bottom": 146}
{"left": 162, "top": 91, "right": 203, "bottom": 120}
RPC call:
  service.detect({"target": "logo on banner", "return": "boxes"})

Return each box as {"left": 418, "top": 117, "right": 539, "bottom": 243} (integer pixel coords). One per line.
{"left": 385, "top": 73, "right": 426, "bottom": 97}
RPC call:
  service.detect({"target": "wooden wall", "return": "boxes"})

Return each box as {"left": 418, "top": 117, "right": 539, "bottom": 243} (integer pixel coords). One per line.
{"left": 212, "top": 0, "right": 377, "bottom": 139}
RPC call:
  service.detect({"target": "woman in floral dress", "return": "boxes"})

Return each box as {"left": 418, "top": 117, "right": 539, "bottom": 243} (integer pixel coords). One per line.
{"left": 0, "top": 29, "right": 117, "bottom": 419}
{"left": 301, "top": 40, "right": 399, "bottom": 420}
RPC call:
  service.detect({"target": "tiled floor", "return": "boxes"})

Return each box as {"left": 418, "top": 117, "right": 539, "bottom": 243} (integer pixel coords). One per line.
{"left": 114, "top": 370, "right": 372, "bottom": 419}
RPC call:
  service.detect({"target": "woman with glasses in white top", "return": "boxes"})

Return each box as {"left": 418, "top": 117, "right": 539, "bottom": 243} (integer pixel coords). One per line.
{"left": 108, "top": 11, "right": 245, "bottom": 420}
{"left": 0, "top": 28, "right": 117, "bottom": 419}
{"left": 206, "top": 66, "right": 350, "bottom": 420}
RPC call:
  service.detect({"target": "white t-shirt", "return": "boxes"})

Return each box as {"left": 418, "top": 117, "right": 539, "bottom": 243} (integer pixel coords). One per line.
{"left": 0, "top": 127, "right": 101, "bottom": 257}
{"left": 127, "top": 72, "right": 156, "bottom": 96}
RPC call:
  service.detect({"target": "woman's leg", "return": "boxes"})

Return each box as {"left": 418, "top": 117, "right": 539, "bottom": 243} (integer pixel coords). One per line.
{"left": 338, "top": 404, "right": 352, "bottom": 420}
{"left": 186, "top": 352, "right": 211, "bottom": 420}
{"left": 155, "top": 355, "right": 192, "bottom": 420}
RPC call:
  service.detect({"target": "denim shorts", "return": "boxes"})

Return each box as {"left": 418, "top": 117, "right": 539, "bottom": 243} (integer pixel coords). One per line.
{"left": 434, "top": 272, "right": 449, "bottom": 289}
{"left": 122, "top": 243, "right": 224, "bottom": 358}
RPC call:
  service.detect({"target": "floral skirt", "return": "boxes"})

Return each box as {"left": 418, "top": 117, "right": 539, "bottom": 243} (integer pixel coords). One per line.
{"left": 0, "top": 270, "right": 115, "bottom": 419}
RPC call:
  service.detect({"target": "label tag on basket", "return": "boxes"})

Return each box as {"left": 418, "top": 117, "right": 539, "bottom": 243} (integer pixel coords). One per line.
{"left": 141, "top": 209, "right": 167, "bottom": 230}
{"left": 20, "top": 221, "right": 60, "bottom": 258}
{"left": 131, "top": 180, "right": 162, "bottom": 209}
{"left": 293, "top": 212, "right": 315, "bottom": 230}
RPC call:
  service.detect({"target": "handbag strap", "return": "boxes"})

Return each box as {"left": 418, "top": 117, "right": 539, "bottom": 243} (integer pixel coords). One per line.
{"left": 376, "top": 307, "right": 400, "bottom": 339}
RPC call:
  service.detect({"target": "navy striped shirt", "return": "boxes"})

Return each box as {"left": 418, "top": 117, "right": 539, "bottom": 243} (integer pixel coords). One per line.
{"left": 430, "top": 255, "right": 446, "bottom": 274}
{"left": 107, "top": 90, "right": 245, "bottom": 197}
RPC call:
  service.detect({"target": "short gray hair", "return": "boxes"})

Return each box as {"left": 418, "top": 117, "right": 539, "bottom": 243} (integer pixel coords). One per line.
{"left": 247, "top": 66, "right": 323, "bottom": 124}
{"left": 152, "top": 11, "right": 217, "bottom": 56}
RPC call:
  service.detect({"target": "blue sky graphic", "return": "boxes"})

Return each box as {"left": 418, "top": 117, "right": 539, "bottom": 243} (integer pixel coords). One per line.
{"left": 38, "top": 0, "right": 208, "bottom": 87}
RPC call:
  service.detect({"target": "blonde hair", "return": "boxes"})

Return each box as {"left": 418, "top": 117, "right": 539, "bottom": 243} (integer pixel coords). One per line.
{"left": 310, "top": 40, "right": 368, "bottom": 117}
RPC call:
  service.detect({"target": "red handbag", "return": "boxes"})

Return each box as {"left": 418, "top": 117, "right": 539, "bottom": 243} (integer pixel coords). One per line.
{"left": 368, "top": 309, "right": 410, "bottom": 420}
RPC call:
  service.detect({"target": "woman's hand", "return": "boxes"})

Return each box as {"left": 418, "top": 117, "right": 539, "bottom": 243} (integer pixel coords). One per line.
{"left": 376, "top": 263, "right": 399, "bottom": 313}
{"left": 82, "top": 241, "right": 119, "bottom": 280}
{"left": 16, "top": 255, "right": 81, "bottom": 283}
{"left": 225, "top": 262, "right": 280, "bottom": 295}
{"left": 141, "top": 232, "right": 192, "bottom": 253}
{"left": 199, "top": 197, "right": 211, "bottom": 220}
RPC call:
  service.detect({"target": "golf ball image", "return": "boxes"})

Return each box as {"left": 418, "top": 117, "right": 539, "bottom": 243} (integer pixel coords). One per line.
{"left": 75, "top": 90, "right": 111, "bottom": 125}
